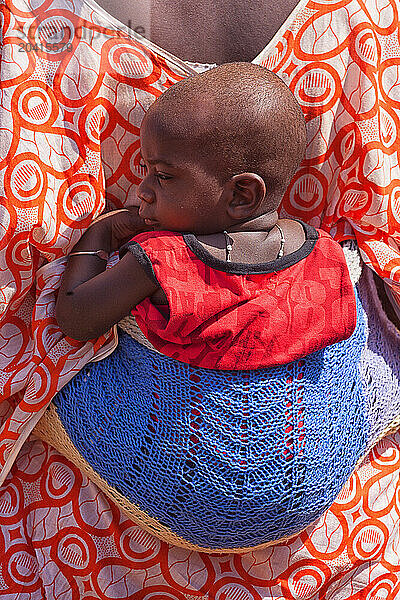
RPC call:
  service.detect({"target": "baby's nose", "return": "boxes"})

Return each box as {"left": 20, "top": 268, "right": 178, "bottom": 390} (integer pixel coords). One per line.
{"left": 137, "top": 181, "right": 154, "bottom": 204}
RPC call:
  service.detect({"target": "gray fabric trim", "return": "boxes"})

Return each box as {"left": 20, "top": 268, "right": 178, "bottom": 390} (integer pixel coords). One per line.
{"left": 121, "top": 240, "right": 159, "bottom": 286}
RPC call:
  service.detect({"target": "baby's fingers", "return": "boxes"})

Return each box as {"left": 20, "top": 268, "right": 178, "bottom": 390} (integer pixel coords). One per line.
{"left": 109, "top": 209, "right": 147, "bottom": 247}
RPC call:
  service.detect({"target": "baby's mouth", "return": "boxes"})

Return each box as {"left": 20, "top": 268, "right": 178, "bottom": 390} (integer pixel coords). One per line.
{"left": 139, "top": 204, "right": 156, "bottom": 223}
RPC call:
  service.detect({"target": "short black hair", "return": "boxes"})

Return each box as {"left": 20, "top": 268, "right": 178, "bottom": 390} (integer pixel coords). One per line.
{"left": 146, "top": 62, "right": 306, "bottom": 209}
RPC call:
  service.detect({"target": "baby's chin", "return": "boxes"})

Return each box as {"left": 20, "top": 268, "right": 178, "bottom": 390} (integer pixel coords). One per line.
{"left": 146, "top": 221, "right": 187, "bottom": 232}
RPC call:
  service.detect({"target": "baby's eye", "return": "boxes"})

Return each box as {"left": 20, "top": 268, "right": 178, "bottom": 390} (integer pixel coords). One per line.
{"left": 139, "top": 161, "right": 147, "bottom": 171}
{"left": 155, "top": 173, "right": 172, "bottom": 181}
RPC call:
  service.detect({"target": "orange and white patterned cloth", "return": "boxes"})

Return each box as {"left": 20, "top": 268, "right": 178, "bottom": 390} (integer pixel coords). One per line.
{"left": 1, "top": 0, "right": 400, "bottom": 597}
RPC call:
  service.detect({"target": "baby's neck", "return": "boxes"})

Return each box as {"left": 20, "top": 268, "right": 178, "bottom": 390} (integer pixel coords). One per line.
{"left": 196, "top": 212, "right": 293, "bottom": 264}
{"left": 196, "top": 215, "right": 306, "bottom": 264}
{"left": 225, "top": 211, "right": 278, "bottom": 233}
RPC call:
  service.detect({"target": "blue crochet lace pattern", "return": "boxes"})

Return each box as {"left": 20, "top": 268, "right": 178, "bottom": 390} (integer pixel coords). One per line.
{"left": 53, "top": 291, "right": 373, "bottom": 549}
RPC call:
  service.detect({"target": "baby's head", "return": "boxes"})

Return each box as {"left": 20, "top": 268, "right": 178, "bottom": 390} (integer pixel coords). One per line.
{"left": 138, "top": 62, "right": 306, "bottom": 233}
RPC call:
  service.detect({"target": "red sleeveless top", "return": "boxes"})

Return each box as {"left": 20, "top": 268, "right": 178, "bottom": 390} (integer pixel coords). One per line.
{"left": 124, "top": 223, "right": 357, "bottom": 370}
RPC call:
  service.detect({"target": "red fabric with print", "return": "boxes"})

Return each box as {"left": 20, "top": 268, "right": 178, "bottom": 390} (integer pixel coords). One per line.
{"left": 129, "top": 226, "right": 357, "bottom": 370}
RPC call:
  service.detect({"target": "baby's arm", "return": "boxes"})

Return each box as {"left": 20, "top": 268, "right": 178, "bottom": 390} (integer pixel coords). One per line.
{"left": 56, "top": 208, "right": 158, "bottom": 341}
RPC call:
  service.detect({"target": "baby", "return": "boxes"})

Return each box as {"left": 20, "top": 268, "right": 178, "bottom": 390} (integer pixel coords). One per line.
{"left": 57, "top": 63, "right": 355, "bottom": 365}
{"left": 54, "top": 63, "right": 363, "bottom": 551}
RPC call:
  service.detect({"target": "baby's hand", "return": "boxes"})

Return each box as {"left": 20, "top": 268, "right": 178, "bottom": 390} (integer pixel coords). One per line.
{"left": 91, "top": 207, "right": 147, "bottom": 251}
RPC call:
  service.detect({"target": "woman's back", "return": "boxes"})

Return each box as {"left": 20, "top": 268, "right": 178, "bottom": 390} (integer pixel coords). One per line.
{"left": 94, "top": 0, "right": 300, "bottom": 63}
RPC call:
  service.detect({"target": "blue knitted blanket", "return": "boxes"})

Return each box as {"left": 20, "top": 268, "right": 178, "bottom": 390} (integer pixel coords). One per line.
{"left": 52, "top": 289, "right": 383, "bottom": 550}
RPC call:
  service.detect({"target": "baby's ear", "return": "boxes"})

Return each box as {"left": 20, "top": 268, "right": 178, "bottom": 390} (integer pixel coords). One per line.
{"left": 225, "top": 173, "right": 266, "bottom": 219}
